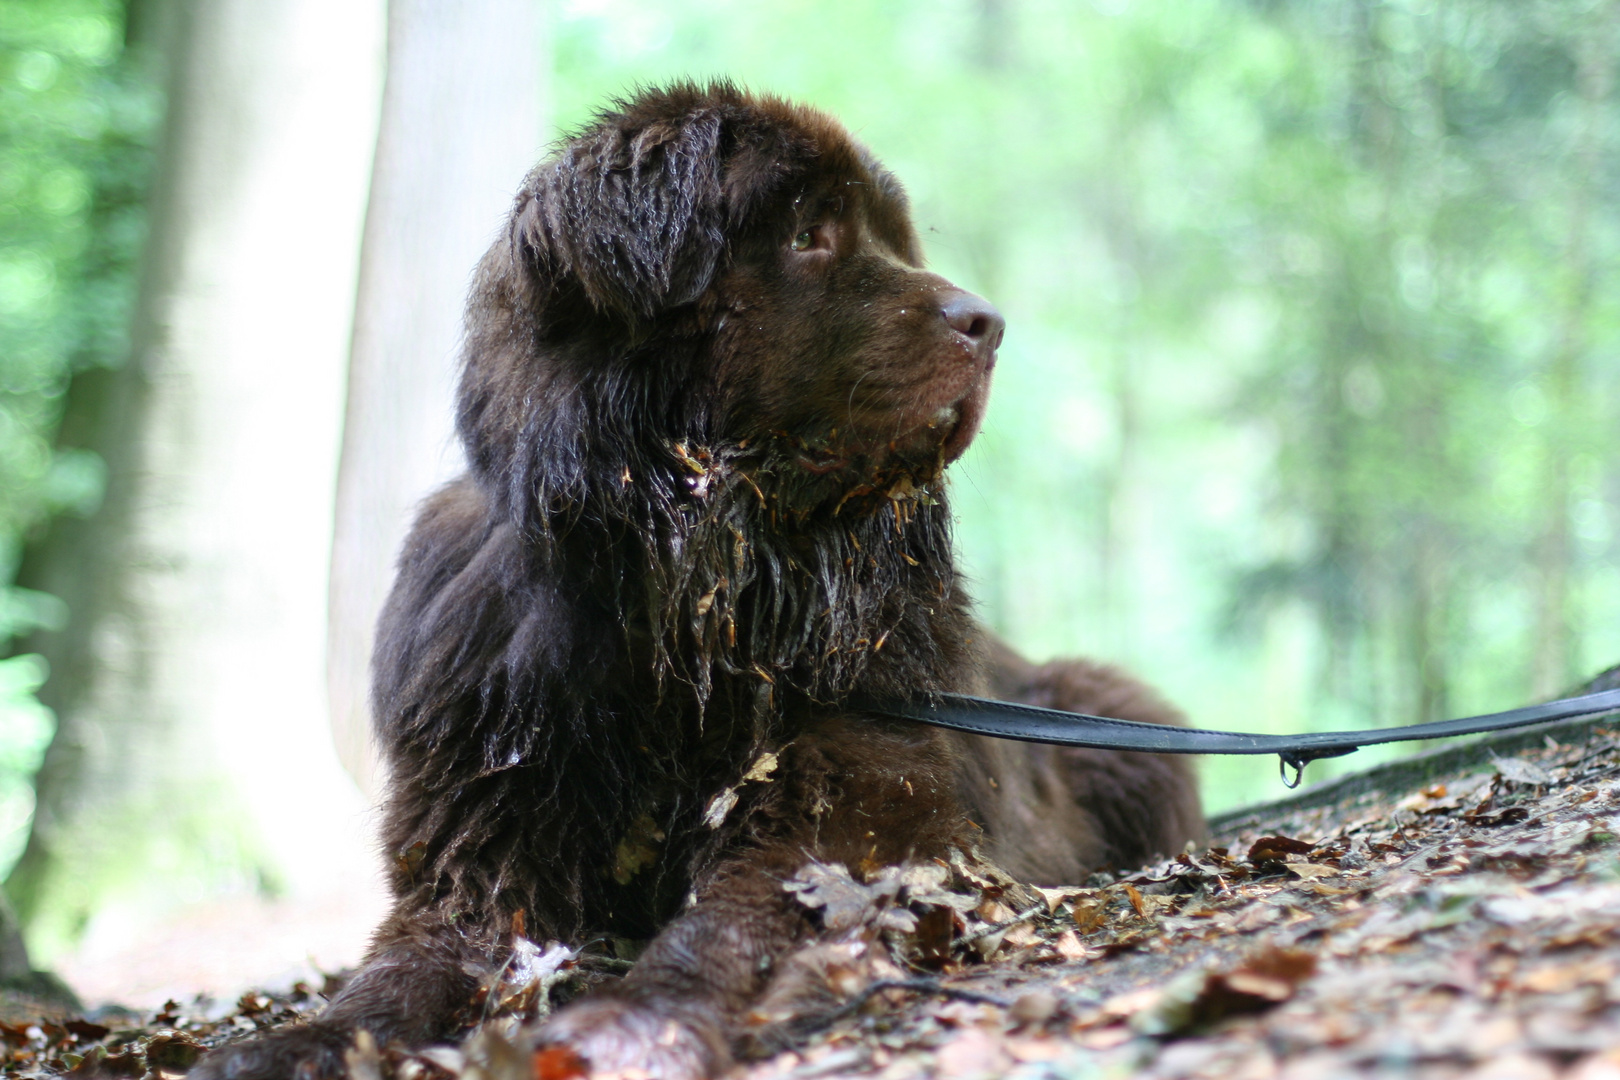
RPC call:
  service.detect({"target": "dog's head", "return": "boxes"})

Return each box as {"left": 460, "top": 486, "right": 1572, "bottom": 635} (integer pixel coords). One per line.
{"left": 460, "top": 82, "right": 1002, "bottom": 520}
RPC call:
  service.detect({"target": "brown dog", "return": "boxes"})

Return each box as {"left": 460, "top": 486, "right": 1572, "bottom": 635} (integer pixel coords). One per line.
{"left": 194, "top": 82, "right": 1202, "bottom": 1080}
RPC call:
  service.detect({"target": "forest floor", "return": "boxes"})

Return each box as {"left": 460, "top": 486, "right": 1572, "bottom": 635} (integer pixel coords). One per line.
{"left": 5, "top": 708, "right": 1620, "bottom": 1080}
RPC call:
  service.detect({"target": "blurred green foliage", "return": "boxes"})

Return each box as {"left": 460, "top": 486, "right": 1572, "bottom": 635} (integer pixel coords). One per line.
{"left": 0, "top": 0, "right": 157, "bottom": 870}
{"left": 552, "top": 0, "right": 1619, "bottom": 808}
{"left": 0, "top": 0, "right": 1614, "bottom": 849}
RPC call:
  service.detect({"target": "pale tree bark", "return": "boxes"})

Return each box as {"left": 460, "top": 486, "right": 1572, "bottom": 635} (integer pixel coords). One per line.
{"left": 328, "top": 0, "right": 547, "bottom": 798}
{"left": 10, "top": 0, "right": 386, "bottom": 961}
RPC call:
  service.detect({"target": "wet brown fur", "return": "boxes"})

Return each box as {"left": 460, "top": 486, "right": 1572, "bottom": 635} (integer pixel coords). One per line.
{"left": 194, "top": 83, "right": 1203, "bottom": 1080}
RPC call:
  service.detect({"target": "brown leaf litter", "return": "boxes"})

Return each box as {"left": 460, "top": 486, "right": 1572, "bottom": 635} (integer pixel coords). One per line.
{"left": 9, "top": 718, "right": 1620, "bottom": 1080}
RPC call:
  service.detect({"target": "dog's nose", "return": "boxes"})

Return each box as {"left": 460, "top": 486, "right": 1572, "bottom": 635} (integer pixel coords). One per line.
{"left": 941, "top": 291, "right": 1005, "bottom": 360}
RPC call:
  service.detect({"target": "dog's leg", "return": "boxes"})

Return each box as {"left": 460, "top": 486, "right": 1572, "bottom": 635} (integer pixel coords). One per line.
{"left": 534, "top": 872, "right": 799, "bottom": 1078}
{"left": 966, "top": 634, "right": 1206, "bottom": 878}
{"left": 189, "top": 911, "right": 488, "bottom": 1080}
{"left": 535, "top": 717, "right": 972, "bottom": 1080}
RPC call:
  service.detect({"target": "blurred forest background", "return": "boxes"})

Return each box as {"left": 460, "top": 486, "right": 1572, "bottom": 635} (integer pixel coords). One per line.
{"left": 0, "top": 0, "right": 1616, "bottom": 1003}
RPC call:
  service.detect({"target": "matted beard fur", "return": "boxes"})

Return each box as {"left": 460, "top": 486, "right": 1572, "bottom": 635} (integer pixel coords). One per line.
{"left": 517, "top": 357, "right": 971, "bottom": 739}
{"left": 431, "top": 356, "right": 983, "bottom": 933}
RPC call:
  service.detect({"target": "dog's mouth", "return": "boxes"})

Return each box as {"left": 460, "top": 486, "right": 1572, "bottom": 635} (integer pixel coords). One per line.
{"left": 884, "top": 370, "right": 993, "bottom": 468}
{"left": 934, "top": 376, "right": 991, "bottom": 464}
{"left": 787, "top": 374, "right": 991, "bottom": 482}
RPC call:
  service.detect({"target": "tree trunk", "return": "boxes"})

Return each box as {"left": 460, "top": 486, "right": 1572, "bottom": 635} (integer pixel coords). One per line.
{"left": 327, "top": 0, "right": 547, "bottom": 798}
{"left": 9, "top": 0, "right": 385, "bottom": 962}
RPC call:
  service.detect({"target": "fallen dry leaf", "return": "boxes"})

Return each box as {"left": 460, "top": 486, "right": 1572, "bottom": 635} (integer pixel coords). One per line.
{"left": 1247, "top": 835, "right": 1317, "bottom": 865}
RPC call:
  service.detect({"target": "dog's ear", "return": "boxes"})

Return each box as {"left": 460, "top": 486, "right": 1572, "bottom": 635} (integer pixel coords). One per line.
{"left": 516, "top": 110, "right": 726, "bottom": 321}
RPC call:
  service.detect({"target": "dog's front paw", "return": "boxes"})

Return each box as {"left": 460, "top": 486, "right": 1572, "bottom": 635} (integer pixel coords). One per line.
{"left": 189, "top": 1024, "right": 351, "bottom": 1080}
{"left": 534, "top": 996, "right": 727, "bottom": 1080}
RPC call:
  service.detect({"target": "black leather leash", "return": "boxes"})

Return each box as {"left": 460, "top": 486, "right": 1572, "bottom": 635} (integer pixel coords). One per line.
{"left": 865, "top": 687, "right": 1620, "bottom": 788}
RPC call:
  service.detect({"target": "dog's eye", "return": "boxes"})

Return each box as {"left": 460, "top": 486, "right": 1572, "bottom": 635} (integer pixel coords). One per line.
{"left": 791, "top": 229, "right": 817, "bottom": 252}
